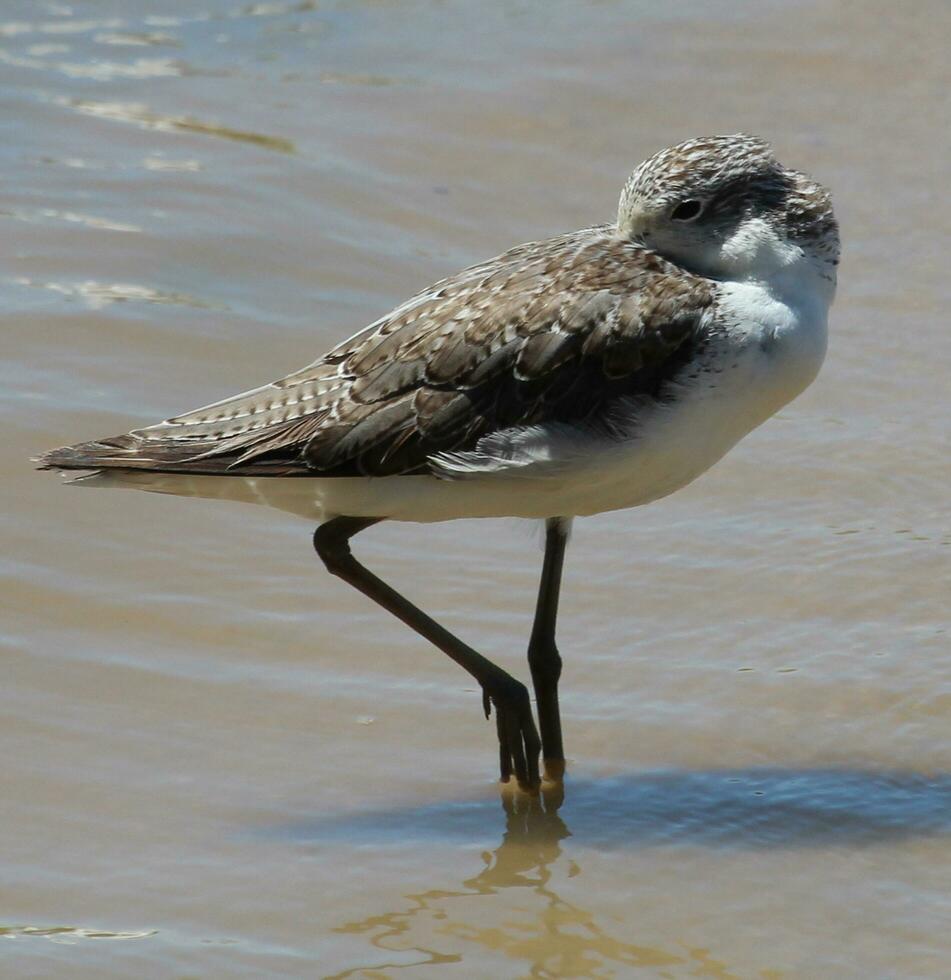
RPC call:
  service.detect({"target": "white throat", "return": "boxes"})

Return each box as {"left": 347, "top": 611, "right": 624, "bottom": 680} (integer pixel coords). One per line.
{"left": 715, "top": 217, "right": 837, "bottom": 316}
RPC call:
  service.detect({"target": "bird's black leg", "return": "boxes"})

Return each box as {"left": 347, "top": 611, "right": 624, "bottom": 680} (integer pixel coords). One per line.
{"left": 528, "top": 517, "right": 570, "bottom": 782}
{"left": 313, "top": 517, "right": 542, "bottom": 791}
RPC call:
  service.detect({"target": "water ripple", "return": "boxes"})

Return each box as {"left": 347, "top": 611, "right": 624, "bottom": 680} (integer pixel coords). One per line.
{"left": 0, "top": 924, "right": 158, "bottom": 943}
{"left": 10, "top": 276, "right": 222, "bottom": 310}
{"left": 0, "top": 48, "right": 183, "bottom": 79}
{"left": 57, "top": 98, "right": 296, "bottom": 153}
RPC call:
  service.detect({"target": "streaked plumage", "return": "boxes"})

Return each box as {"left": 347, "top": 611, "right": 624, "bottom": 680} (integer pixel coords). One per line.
{"left": 37, "top": 135, "right": 840, "bottom": 790}
{"left": 40, "top": 231, "right": 713, "bottom": 481}
{"left": 38, "top": 134, "right": 838, "bottom": 519}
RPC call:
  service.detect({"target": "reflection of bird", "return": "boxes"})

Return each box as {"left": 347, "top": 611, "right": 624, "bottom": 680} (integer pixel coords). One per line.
{"left": 327, "top": 789, "right": 701, "bottom": 978}
{"left": 38, "top": 135, "right": 839, "bottom": 790}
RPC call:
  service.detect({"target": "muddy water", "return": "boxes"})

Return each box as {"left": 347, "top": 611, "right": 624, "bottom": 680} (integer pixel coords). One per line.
{"left": 3, "top": 1, "right": 950, "bottom": 977}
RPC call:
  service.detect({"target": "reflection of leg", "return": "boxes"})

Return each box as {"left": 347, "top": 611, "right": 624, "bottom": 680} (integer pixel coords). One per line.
{"left": 313, "top": 517, "right": 542, "bottom": 789}
{"left": 528, "top": 517, "right": 571, "bottom": 782}
{"left": 465, "top": 783, "right": 569, "bottom": 890}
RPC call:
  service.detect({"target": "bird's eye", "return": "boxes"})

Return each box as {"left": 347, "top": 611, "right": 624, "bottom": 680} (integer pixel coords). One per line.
{"left": 670, "top": 199, "right": 704, "bottom": 222}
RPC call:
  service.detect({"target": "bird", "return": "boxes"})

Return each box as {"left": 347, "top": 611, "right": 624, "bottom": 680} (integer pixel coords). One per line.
{"left": 38, "top": 134, "right": 839, "bottom": 791}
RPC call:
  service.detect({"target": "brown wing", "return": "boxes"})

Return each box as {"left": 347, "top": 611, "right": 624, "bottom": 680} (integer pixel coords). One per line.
{"left": 37, "top": 227, "right": 714, "bottom": 477}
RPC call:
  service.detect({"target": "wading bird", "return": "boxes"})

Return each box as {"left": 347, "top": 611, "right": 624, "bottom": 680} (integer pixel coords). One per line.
{"left": 38, "top": 134, "right": 839, "bottom": 790}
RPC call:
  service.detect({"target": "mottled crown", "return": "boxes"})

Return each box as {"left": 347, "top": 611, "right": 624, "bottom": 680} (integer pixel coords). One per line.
{"left": 620, "top": 134, "right": 777, "bottom": 211}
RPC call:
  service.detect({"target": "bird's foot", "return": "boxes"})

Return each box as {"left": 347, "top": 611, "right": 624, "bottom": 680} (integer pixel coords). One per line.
{"left": 500, "top": 772, "right": 566, "bottom": 824}
{"left": 482, "top": 678, "right": 541, "bottom": 792}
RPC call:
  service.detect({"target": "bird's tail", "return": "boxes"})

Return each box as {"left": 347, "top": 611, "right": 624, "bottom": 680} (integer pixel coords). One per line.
{"left": 34, "top": 432, "right": 224, "bottom": 473}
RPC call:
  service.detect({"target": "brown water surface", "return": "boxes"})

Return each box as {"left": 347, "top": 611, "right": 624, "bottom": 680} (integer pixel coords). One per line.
{"left": 3, "top": 1, "right": 950, "bottom": 977}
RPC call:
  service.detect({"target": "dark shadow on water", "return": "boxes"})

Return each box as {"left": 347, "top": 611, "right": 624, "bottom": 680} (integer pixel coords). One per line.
{"left": 269, "top": 768, "right": 951, "bottom": 851}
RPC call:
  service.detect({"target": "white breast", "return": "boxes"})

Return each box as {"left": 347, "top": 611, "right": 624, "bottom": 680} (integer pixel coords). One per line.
{"left": 504, "top": 287, "right": 828, "bottom": 519}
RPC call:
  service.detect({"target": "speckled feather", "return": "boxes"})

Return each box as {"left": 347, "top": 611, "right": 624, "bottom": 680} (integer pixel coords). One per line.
{"left": 39, "top": 228, "right": 714, "bottom": 477}
{"left": 39, "top": 133, "right": 838, "bottom": 487}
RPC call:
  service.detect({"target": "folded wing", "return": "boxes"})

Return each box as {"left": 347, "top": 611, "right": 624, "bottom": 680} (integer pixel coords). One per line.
{"left": 38, "top": 227, "right": 714, "bottom": 478}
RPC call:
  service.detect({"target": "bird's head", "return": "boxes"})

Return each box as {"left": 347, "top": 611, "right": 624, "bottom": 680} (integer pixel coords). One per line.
{"left": 617, "top": 134, "right": 839, "bottom": 285}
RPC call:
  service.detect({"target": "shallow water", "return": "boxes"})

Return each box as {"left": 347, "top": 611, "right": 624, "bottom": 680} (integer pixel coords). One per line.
{"left": 3, "top": 1, "right": 950, "bottom": 977}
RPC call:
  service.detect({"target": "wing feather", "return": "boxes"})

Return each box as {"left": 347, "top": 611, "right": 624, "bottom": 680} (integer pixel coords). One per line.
{"left": 37, "top": 226, "right": 715, "bottom": 477}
